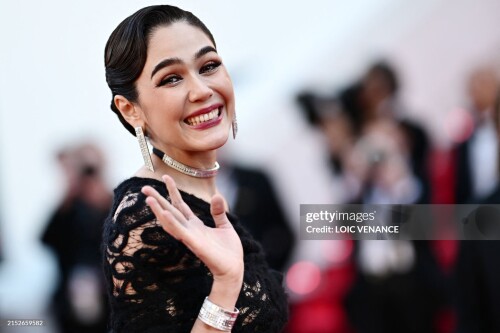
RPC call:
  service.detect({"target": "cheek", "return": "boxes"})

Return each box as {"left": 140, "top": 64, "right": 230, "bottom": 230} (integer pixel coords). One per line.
{"left": 146, "top": 91, "right": 184, "bottom": 120}
{"left": 219, "top": 77, "right": 235, "bottom": 107}
{"left": 214, "top": 69, "right": 234, "bottom": 101}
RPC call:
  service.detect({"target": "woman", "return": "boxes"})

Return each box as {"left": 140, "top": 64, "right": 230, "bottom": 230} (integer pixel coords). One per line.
{"left": 102, "top": 5, "right": 288, "bottom": 333}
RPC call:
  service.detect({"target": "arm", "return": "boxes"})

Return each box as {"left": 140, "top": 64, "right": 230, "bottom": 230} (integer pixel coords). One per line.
{"left": 141, "top": 175, "right": 244, "bottom": 332}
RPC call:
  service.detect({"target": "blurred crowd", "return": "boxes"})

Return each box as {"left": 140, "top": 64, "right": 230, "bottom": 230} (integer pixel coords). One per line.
{"left": 287, "top": 61, "right": 500, "bottom": 333}
{"left": 1, "top": 60, "right": 498, "bottom": 333}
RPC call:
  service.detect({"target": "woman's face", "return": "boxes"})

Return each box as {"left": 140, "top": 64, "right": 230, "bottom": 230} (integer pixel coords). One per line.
{"left": 133, "top": 22, "right": 235, "bottom": 157}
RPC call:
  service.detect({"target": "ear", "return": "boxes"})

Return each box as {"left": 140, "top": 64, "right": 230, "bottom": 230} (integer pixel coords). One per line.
{"left": 114, "top": 95, "right": 143, "bottom": 128}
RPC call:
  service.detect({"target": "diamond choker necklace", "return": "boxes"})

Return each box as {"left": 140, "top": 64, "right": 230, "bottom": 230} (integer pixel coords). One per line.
{"left": 152, "top": 147, "right": 219, "bottom": 178}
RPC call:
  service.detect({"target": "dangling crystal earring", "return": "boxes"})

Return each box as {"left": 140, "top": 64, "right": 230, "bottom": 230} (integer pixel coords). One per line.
{"left": 135, "top": 126, "right": 154, "bottom": 172}
{"left": 232, "top": 111, "right": 238, "bottom": 139}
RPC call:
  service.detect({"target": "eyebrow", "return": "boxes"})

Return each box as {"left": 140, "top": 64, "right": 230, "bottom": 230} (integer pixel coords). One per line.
{"left": 150, "top": 46, "right": 218, "bottom": 79}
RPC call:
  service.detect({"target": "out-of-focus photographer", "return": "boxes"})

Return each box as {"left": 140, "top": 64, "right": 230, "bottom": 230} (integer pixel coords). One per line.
{"left": 42, "top": 142, "right": 111, "bottom": 333}
{"left": 344, "top": 119, "right": 422, "bottom": 204}
{"left": 296, "top": 61, "right": 440, "bottom": 333}
{"left": 297, "top": 61, "right": 430, "bottom": 204}
{"left": 296, "top": 92, "right": 355, "bottom": 176}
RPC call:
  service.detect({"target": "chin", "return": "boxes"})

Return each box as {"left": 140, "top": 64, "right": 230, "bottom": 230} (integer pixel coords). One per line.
{"left": 208, "top": 133, "right": 230, "bottom": 150}
{"left": 191, "top": 129, "right": 230, "bottom": 152}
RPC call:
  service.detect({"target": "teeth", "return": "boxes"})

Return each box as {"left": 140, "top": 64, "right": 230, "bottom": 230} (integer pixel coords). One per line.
{"left": 186, "top": 108, "right": 220, "bottom": 126}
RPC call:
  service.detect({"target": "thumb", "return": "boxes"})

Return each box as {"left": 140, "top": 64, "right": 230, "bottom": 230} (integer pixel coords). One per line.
{"left": 210, "top": 194, "right": 230, "bottom": 228}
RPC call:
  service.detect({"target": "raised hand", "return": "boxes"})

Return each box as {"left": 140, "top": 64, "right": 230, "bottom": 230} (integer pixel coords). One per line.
{"left": 141, "top": 175, "right": 244, "bottom": 282}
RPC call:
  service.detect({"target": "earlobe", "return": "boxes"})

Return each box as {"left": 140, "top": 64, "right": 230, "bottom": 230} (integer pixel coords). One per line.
{"left": 114, "top": 95, "right": 142, "bottom": 126}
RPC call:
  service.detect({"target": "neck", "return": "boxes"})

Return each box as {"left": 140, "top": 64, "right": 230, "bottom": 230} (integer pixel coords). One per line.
{"left": 150, "top": 150, "right": 218, "bottom": 203}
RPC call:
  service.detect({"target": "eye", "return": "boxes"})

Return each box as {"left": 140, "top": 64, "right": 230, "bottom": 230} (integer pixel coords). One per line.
{"left": 200, "top": 61, "right": 221, "bottom": 74}
{"left": 157, "top": 75, "right": 182, "bottom": 87}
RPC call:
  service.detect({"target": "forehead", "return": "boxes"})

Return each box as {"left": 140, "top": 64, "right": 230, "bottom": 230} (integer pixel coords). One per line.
{"left": 146, "top": 22, "right": 214, "bottom": 65}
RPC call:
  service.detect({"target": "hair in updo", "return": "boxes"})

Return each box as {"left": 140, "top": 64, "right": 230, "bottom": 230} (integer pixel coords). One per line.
{"left": 104, "top": 5, "right": 216, "bottom": 136}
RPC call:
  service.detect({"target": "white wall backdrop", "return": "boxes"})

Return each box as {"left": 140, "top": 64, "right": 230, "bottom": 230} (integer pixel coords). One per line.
{"left": 1, "top": 0, "right": 499, "bottom": 323}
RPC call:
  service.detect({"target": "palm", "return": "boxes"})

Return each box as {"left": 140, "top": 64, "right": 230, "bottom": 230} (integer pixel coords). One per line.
{"left": 141, "top": 175, "right": 243, "bottom": 279}
{"left": 184, "top": 217, "right": 243, "bottom": 276}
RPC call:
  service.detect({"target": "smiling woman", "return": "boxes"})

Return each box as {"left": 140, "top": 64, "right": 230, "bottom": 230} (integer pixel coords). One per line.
{"left": 102, "top": 5, "right": 288, "bottom": 333}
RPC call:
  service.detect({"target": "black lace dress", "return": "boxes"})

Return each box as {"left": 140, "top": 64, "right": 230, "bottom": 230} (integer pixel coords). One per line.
{"left": 102, "top": 177, "right": 289, "bottom": 332}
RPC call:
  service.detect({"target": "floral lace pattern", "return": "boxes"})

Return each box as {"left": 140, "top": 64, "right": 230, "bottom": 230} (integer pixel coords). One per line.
{"left": 103, "top": 177, "right": 288, "bottom": 332}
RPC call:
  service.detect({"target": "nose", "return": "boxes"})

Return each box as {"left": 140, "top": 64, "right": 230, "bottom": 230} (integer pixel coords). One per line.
{"left": 188, "top": 75, "right": 213, "bottom": 103}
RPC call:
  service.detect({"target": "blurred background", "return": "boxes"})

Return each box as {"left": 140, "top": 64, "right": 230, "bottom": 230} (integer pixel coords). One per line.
{"left": 1, "top": 0, "right": 500, "bottom": 332}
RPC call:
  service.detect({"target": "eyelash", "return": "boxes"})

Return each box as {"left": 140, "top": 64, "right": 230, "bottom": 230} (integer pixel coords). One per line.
{"left": 200, "top": 61, "right": 222, "bottom": 74}
{"left": 157, "top": 61, "right": 222, "bottom": 87}
{"left": 158, "top": 75, "right": 182, "bottom": 87}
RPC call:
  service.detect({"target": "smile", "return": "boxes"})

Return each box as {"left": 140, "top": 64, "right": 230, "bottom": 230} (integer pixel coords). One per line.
{"left": 185, "top": 107, "right": 221, "bottom": 126}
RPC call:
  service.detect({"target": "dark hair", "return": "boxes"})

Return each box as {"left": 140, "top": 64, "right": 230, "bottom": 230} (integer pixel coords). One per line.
{"left": 105, "top": 5, "right": 216, "bottom": 136}
{"left": 366, "top": 61, "right": 399, "bottom": 94}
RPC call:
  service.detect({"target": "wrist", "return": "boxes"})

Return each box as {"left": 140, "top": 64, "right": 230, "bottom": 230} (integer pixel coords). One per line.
{"left": 212, "top": 261, "right": 244, "bottom": 288}
{"left": 213, "top": 270, "right": 243, "bottom": 285}
{"left": 209, "top": 274, "right": 243, "bottom": 310}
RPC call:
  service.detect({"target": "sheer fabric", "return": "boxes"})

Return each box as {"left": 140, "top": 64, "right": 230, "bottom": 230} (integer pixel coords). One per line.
{"left": 102, "top": 177, "right": 288, "bottom": 332}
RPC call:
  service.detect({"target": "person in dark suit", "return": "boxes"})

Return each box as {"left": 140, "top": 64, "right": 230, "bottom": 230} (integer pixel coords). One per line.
{"left": 454, "top": 88, "right": 500, "bottom": 333}
{"left": 217, "top": 161, "right": 295, "bottom": 272}
{"left": 454, "top": 66, "right": 499, "bottom": 203}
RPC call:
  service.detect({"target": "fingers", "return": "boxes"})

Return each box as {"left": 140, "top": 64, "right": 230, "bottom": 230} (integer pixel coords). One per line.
{"left": 145, "top": 196, "right": 188, "bottom": 242}
{"left": 141, "top": 185, "right": 186, "bottom": 224}
{"left": 163, "top": 175, "right": 196, "bottom": 219}
{"left": 210, "top": 194, "right": 231, "bottom": 229}
{"left": 141, "top": 185, "right": 169, "bottom": 209}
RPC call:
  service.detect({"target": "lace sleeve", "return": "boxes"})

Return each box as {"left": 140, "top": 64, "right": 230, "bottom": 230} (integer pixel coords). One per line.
{"left": 103, "top": 189, "right": 212, "bottom": 333}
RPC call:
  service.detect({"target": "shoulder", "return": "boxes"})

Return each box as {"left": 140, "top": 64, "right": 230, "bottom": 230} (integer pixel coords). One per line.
{"left": 116, "top": 175, "right": 171, "bottom": 205}
{"left": 104, "top": 177, "right": 174, "bottom": 251}
{"left": 106, "top": 177, "right": 166, "bottom": 227}
{"left": 113, "top": 176, "right": 165, "bottom": 198}
{"left": 109, "top": 177, "right": 213, "bottom": 226}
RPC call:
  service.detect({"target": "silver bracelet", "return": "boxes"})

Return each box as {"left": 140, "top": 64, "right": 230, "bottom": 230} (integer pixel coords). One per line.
{"left": 198, "top": 297, "right": 239, "bottom": 331}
